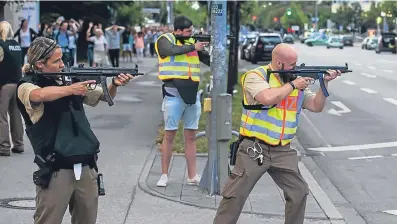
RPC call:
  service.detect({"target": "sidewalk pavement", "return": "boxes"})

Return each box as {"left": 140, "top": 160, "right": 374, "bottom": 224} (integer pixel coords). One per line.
{"left": 137, "top": 146, "right": 346, "bottom": 224}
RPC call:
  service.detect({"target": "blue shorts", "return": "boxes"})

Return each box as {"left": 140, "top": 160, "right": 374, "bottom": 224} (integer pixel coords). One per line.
{"left": 162, "top": 94, "right": 201, "bottom": 131}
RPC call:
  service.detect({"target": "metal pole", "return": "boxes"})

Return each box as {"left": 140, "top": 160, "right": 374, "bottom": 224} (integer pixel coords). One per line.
{"left": 227, "top": 0, "right": 238, "bottom": 95}
{"left": 198, "top": 0, "right": 229, "bottom": 196}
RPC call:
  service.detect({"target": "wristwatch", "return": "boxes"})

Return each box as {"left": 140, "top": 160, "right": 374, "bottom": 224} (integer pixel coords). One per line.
{"left": 289, "top": 81, "right": 296, "bottom": 90}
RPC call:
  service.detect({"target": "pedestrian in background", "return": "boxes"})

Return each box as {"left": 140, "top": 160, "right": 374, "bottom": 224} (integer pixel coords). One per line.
{"left": 0, "top": 21, "right": 24, "bottom": 156}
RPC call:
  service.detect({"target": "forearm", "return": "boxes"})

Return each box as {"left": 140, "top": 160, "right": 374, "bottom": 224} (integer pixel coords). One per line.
{"left": 30, "top": 86, "right": 72, "bottom": 102}
{"left": 257, "top": 84, "right": 293, "bottom": 106}
{"left": 311, "top": 82, "right": 328, "bottom": 112}
{"left": 157, "top": 37, "right": 195, "bottom": 58}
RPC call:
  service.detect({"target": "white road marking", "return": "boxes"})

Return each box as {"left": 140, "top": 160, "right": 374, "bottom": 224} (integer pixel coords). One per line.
{"left": 360, "top": 72, "right": 376, "bottom": 78}
{"left": 383, "top": 69, "right": 394, "bottom": 73}
{"left": 348, "top": 155, "right": 383, "bottom": 160}
{"left": 384, "top": 98, "right": 397, "bottom": 106}
{"left": 383, "top": 210, "right": 397, "bottom": 216}
{"left": 298, "top": 162, "right": 345, "bottom": 220}
{"left": 308, "top": 141, "right": 397, "bottom": 152}
{"left": 327, "top": 101, "right": 351, "bottom": 116}
{"left": 367, "top": 66, "right": 376, "bottom": 70}
{"left": 377, "top": 59, "right": 395, "bottom": 64}
{"left": 342, "top": 80, "right": 356, "bottom": 86}
{"left": 360, "top": 88, "right": 377, "bottom": 94}
{"left": 355, "top": 62, "right": 362, "bottom": 66}
{"left": 392, "top": 154, "right": 397, "bottom": 156}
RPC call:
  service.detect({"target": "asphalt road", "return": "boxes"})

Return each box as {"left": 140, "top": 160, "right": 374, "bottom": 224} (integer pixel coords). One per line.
{"left": 240, "top": 43, "right": 397, "bottom": 224}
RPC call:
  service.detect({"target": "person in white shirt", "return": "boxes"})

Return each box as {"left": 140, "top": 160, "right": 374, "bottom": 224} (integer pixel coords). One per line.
{"left": 86, "top": 27, "right": 107, "bottom": 67}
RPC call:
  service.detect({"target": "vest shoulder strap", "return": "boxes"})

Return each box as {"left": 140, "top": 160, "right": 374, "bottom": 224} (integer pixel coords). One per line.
{"left": 242, "top": 66, "right": 277, "bottom": 111}
{"left": 162, "top": 33, "right": 176, "bottom": 44}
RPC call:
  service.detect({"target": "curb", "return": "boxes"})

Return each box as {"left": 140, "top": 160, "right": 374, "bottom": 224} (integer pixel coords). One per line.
{"left": 137, "top": 143, "right": 333, "bottom": 221}
{"left": 295, "top": 138, "right": 368, "bottom": 224}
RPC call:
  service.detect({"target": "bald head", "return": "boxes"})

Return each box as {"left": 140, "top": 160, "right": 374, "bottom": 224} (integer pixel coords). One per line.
{"left": 271, "top": 43, "right": 297, "bottom": 70}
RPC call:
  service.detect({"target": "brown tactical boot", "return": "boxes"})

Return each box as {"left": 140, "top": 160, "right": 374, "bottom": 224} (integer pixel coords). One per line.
{"left": 11, "top": 147, "right": 24, "bottom": 154}
{"left": 0, "top": 149, "right": 10, "bottom": 156}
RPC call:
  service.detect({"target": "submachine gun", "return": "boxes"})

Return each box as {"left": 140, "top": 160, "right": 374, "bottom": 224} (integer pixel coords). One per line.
{"left": 269, "top": 63, "right": 353, "bottom": 97}
{"left": 175, "top": 33, "right": 235, "bottom": 43}
{"left": 34, "top": 64, "right": 145, "bottom": 106}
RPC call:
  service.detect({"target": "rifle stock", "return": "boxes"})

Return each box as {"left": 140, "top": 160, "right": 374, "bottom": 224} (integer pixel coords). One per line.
{"left": 269, "top": 63, "right": 353, "bottom": 97}
{"left": 35, "top": 64, "right": 145, "bottom": 106}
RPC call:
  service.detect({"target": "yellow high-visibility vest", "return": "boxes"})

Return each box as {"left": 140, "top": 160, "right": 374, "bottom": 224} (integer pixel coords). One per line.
{"left": 154, "top": 33, "right": 200, "bottom": 82}
{"left": 239, "top": 65, "right": 304, "bottom": 146}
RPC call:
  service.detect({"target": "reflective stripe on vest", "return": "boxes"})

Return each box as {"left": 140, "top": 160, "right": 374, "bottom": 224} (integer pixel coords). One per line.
{"left": 154, "top": 33, "right": 200, "bottom": 82}
{"left": 239, "top": 65, "right": 304, "bottom": 146}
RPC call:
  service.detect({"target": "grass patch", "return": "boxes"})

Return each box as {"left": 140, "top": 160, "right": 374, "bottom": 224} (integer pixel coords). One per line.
{"left": 156, "top": 71, "right": 245, "bottom": 153}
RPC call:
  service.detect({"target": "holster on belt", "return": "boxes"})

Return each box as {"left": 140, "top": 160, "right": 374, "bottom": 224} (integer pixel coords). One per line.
{"left": 229, "top": 136, "right": 244, "bottom": 166}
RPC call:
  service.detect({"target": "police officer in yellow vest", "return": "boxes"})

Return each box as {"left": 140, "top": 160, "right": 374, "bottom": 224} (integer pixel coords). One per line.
{"left": 213, "top": 43, "right": 341, "bottom": 224}
{"left": 154, "top": 16, "right": 210, "bottom": 187}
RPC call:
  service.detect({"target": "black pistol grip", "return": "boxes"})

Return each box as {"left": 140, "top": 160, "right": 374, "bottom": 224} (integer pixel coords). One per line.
{"left": 100, "top": 76, "right": 114, "bottom": 106}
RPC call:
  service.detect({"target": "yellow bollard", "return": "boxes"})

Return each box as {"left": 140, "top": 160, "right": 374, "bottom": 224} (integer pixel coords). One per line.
{"left": 203, "top": 98, "right": 212, "bottom": 112}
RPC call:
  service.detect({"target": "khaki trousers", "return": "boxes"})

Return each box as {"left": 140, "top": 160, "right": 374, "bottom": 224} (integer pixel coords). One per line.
{"left": 34, "top": 166, "right": 99, "bottom": 224}
{"left": 0, "top": 84, "right": 24, "bottom": 151}
{"left": 213, "top": 139, "right": 309, "bottom": 224}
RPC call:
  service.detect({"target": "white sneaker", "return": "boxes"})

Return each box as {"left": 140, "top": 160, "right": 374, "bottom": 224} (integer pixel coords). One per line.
{"left": 156, "top": 174, "right": 168, "bottom": 187}
{"left": 187, "top": 174, "right": 201, "bottom": 185}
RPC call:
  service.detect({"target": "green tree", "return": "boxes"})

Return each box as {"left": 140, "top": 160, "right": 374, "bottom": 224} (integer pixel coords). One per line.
{"left": 379, "top": 1, "right": 397, "bottom": 30}
{"left": 174, "top": 1, "right": 207, "bottom": 29}
{"left": 330, "top": 2, "right": 354, "bottom": 29}
{"left": 114, "top": 2, "right": 144, "bottom": 26}
{"left": 317, "top": 6, "right": 332, "bottom": 28}
{"left": 361, "top": 1, "right": 381, "bottom": 30}
{"left": 280, "top": 3, "right": 308, "bottom": 29}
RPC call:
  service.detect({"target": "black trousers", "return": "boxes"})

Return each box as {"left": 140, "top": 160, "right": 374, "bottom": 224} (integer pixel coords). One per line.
{"left": 108, "top": 49, "right": 120, "bottom": 67}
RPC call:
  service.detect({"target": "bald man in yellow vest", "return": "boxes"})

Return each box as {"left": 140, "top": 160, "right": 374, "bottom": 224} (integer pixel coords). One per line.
{"left": 213, "top": 43, "right": 341, "bottom": 224}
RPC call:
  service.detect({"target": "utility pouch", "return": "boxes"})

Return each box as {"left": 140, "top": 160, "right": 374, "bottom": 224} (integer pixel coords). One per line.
{"left": 173, "top": 79, "right": 199, "bottom": 105}
{"left": 33, "top": 167, "right": 53, "bottom": 189}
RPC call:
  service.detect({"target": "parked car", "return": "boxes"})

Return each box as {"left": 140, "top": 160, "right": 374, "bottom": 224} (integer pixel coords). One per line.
{"left": 361, "top": 37, "right": 370, "bottom": 49}
{"left": 341, "top": 35, "right": 354, "bottom": 46}
{"left": 245, "top": 33, "right": 282, "bottom": 64}
{"left": 365, "top": 37, "right": 378, "bottom": 50}
{"left": 283, "top": 34, "right": 294, "bottom": 44}
{"left": 240, "top": 34, "right": 257, "bottom": 60}
{"left": 326, "top": 36, "right": 344, "bottom": 49}
{"left": 305, "top": 35, "right": 328, "bottom": 46}
{"left": 375, "top": 32, "right": 396, "bottom": 54}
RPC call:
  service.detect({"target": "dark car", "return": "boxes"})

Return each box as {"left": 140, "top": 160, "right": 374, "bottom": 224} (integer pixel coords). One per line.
{"left": 240, "top": 34, "right": 257, "bottom": 60}
{"left": 375, "top": 32, "right": 396, "bottom": 54}
{"left": 341, "top": 35, "right": 354, "bottom": 46}
{"left": 246, "top": 33, "right": 282, "bottom": 64}
{"left": 283, "top": 34, "right": 294, "bottom": 44}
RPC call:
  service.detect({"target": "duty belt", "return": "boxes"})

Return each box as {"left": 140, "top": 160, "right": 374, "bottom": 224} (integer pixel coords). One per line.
{"left": 241, "top": 136, "right": 286, "bottom": 147}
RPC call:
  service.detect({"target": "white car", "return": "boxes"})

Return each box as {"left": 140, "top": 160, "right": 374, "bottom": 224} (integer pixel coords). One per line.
{"left": 326, "top": 37, "right": 344, "bottom": 49}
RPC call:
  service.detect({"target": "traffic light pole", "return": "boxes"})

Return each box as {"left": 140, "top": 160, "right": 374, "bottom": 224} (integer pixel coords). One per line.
{"left": 198, "top": 0, "right": 232, "bottom": 196}
{"left": 227, "top": 0, "right": 239, "bottom": 95}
